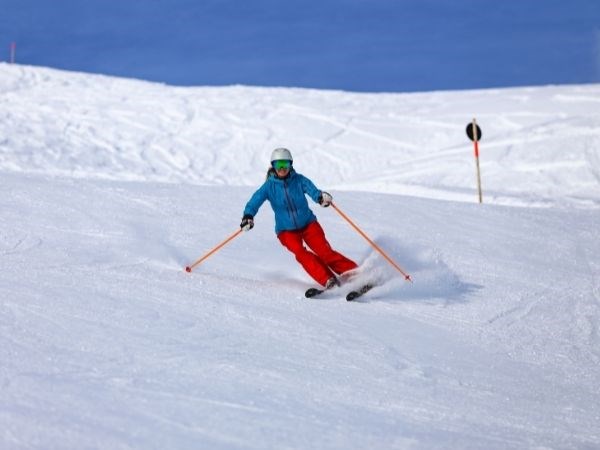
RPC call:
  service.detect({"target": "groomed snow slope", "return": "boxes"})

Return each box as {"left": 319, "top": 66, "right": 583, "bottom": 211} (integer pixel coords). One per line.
{"left": 1, "top": 65, "right": 599, "bottom": 449}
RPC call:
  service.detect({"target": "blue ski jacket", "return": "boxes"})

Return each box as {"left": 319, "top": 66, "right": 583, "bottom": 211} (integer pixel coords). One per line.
{"left": 243, "top": 169, "right": 322, "bottom": 234}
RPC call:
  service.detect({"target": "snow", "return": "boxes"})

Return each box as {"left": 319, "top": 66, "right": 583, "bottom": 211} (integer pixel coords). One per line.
{"left": 1, "top": 64, "right": 599, "bottom": 448}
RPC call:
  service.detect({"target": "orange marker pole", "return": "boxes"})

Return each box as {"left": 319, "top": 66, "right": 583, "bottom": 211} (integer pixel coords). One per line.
{"left": 185, "top": 229, "right": 243, "bottom": 273}
{"left": 472, "top": 118, "right": 483, "bottom": 204}
{"left": 331, "top": 202, "right": 412, "bottom": 282}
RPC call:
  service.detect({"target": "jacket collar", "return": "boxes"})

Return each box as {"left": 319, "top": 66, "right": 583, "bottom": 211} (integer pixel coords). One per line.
{"left": 269, "top": 168, "right": 296, "bottom": 183}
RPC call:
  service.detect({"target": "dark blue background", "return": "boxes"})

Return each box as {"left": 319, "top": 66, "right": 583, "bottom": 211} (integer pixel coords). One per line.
{"left": 1, "top": 0, "right": 599, "bottom": 92}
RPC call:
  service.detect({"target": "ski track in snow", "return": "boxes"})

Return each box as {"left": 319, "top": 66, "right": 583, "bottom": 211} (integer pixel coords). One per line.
{"left": 1, "top": 65, "right": 600, "bottom": 448}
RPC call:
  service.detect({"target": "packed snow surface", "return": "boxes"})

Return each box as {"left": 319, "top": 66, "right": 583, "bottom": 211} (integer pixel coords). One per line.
{"left": 1, "top": 64, "right": 599, "bottom": 448}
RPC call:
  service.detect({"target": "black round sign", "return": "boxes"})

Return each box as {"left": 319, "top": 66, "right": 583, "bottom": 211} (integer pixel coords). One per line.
{"left": 466, "top": 123, "right": 482, "bottom": 141}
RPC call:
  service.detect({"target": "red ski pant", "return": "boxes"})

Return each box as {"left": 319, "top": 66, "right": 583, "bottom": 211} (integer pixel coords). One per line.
{"left": 277, "top": 221, "right": 357, "bottom": 287}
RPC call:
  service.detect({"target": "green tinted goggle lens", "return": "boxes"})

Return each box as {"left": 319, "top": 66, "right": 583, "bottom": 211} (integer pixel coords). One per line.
{"left": 273, "top": 160, "right": 291, "bottom": 170}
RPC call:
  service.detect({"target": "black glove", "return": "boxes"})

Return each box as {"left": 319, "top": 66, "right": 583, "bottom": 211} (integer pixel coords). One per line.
{"left": 319, "top": 191, "right": 333, "bottom": 207}
{"left": 240, "top": 214, "right": 254, "bottom": 231}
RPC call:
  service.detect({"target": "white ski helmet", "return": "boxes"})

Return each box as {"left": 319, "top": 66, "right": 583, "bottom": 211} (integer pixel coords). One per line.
{"left": 270, "top": 147, "right": 293, "bottom": 162}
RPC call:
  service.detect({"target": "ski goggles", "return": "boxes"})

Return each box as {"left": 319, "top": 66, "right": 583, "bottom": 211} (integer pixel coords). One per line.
{"left": 272, "top": 159, "right": 292, "bottom": 170}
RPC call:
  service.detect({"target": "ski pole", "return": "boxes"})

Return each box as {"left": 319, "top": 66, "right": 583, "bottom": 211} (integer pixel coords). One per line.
{"left": 331, "top": 202, "right": 412, "bottom": 282}
{"left": 185, "top": 229, "right": 243, "bottom": 273}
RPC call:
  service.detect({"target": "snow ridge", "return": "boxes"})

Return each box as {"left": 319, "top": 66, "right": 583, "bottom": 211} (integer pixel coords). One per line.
{"left": 2, "top": 63, "right": 600, "bottom": 208}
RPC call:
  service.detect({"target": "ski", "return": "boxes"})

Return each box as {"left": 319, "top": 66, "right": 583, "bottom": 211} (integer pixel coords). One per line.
{"left": 346, "top": 284, "right": 374, "bottom": 301}
{"left": 305, "top": 277, "right": 342, "bottom": 298}
{"left": 306, "top": 283, "right": 374, "bottom": 300}
{"left": 305, "top": 287, "right": 325, "bottom": 298}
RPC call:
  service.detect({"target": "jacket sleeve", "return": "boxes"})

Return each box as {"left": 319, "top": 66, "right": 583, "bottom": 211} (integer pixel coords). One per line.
{"left": 243, "top": 182, "right": 269, "bottom": 217}
{"left": 299, "top": 175, "right": 322, "bottom": 203}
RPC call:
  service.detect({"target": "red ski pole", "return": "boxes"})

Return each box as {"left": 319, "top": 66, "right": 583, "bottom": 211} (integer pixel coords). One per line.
{"left": 185, "top": 229, "right": 243, "bottom": 273}
{"left": 331, "top": 202, "right": 412, "bottom": 282}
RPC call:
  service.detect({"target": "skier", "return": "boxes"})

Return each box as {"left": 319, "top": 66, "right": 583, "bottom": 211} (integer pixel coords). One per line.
{"left": 240, "top": 148, "right": 358, "bottom": 289}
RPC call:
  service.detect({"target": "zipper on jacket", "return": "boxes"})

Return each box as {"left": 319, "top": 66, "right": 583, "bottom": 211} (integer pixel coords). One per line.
{"left": 283, "top": 180, "right": 300, "bottom": 229}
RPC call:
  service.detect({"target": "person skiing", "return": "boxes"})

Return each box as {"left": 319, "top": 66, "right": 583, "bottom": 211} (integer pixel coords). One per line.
{"left": 240, "top": 148, "right": 358, "bottom": 289}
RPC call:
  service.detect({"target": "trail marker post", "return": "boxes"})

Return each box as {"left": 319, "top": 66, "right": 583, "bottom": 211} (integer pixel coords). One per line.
{"left": 466, "top": 119, "right": 483, "bottom": 203}
{"left": 10, "top": 42, "right": 16, "bottom": 64}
